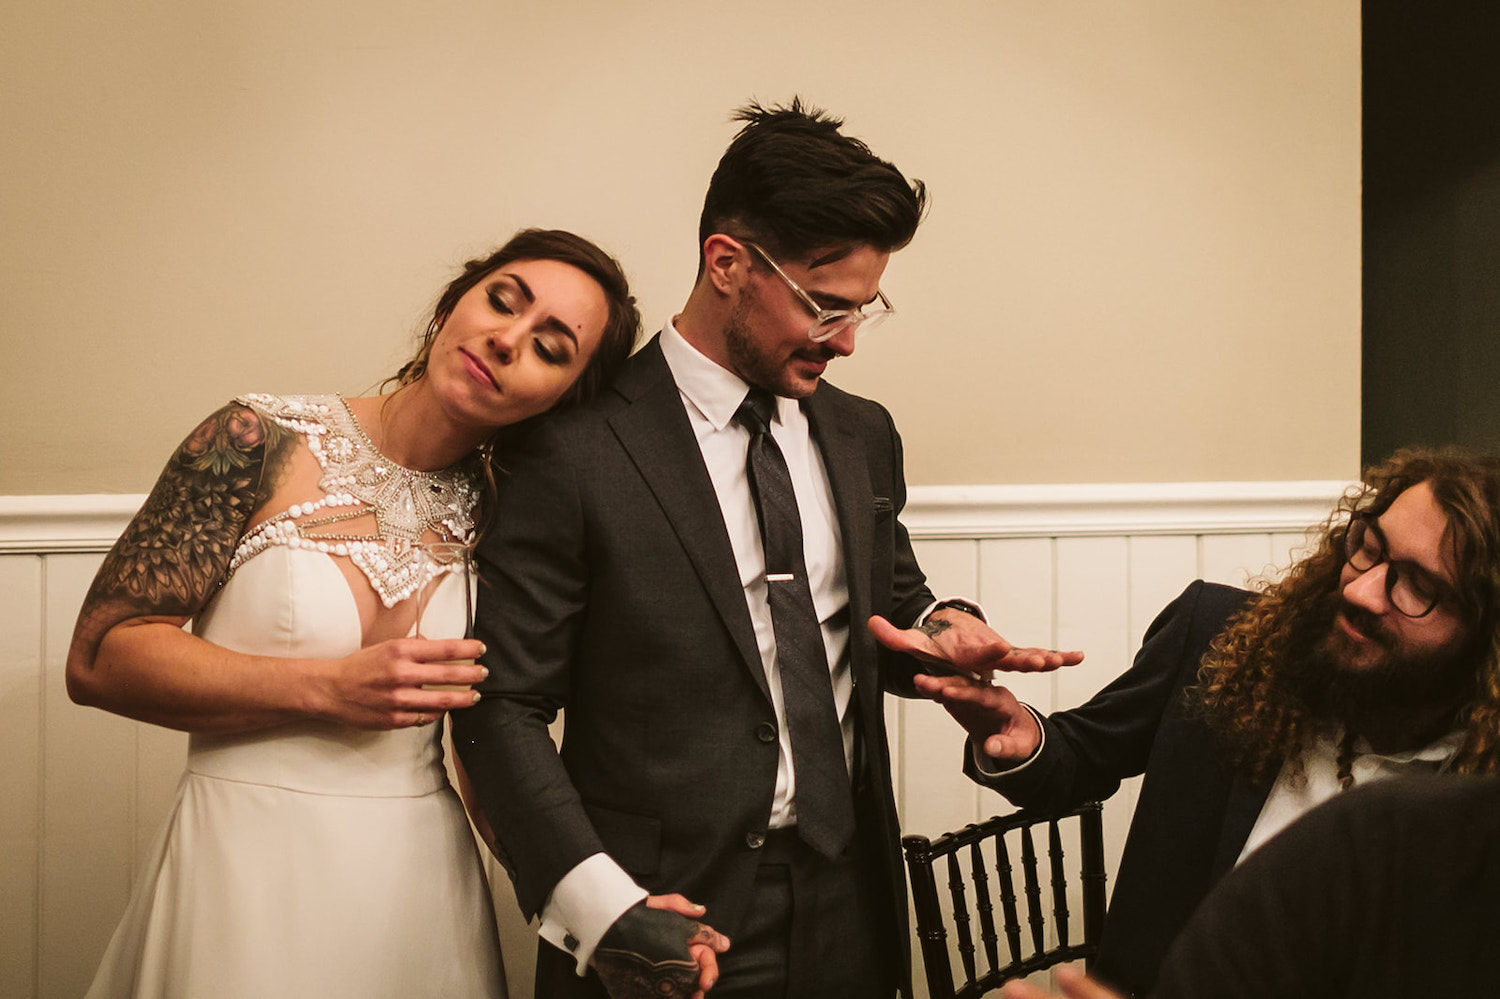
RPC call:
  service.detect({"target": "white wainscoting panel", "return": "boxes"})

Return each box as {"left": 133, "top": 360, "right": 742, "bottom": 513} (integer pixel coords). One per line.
{"left": 0, "top": 482, "right": 1347, "bottom": 999}
{"left": 0, "top": 555, "right": 43, "bottom": 999}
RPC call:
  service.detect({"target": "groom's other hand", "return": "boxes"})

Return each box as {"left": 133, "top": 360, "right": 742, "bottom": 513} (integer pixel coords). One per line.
{"left": 594, "top": 896, "right": 731, "bottom": 999}
{"left": 645, "top": 892, "right": 732, "bottom": 992}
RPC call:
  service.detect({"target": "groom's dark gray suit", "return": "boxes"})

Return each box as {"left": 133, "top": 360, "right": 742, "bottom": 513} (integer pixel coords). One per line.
{"left": 453, "top": 335, "right": 936, "bottom": 996}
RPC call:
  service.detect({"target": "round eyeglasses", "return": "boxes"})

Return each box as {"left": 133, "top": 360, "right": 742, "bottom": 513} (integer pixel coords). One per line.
{"left": 744, "top": 241, "right": 895, "bottom": 343}
{"left": 1343, "top": 513, "right": 1453, "bottom": 618}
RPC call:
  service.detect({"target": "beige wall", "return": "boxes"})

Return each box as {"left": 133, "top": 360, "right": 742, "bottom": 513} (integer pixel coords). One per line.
{"left": 1, "top": 0, "right": 1360, "bottom": 495}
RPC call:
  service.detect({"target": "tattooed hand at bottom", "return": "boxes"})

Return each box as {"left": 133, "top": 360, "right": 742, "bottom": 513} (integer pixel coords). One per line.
{"left": 594, "top": 896, "right": 731, "bottom": 999}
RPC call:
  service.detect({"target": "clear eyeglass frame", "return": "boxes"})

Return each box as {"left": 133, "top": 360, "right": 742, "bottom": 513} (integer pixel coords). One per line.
{"left": 743, "top": 241, "right": 894, "bottom": 343}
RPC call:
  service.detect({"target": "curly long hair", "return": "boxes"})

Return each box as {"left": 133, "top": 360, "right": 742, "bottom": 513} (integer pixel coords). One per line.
{"left": 1194, "top": 447, "right": 1500, "bottom": 787}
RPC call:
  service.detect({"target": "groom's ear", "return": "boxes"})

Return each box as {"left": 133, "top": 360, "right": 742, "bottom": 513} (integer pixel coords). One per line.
{"left": 701, "top": 234, "right": 746, "bottom": 297}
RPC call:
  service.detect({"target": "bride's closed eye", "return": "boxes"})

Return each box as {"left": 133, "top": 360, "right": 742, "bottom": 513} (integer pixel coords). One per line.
{"left": 533, "top": 337, "right": 572, "bottom": 365}
{"left": 487, "top": 286, "right": 520, "bottom": 315}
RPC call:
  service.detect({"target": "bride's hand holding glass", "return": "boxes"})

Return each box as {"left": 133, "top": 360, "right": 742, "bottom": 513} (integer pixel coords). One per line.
{"left": 314, "top": 636, "right": 487, "bottom": 729}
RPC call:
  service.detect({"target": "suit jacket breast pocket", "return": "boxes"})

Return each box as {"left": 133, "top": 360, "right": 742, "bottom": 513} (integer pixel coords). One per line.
{"left": 870, "top": 495, "right": 895, "bottom": 612}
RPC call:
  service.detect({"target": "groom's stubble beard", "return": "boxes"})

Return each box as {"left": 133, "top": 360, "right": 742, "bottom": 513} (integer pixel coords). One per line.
{"left": 723, "top": 292, "right": 834, "bottom": 400}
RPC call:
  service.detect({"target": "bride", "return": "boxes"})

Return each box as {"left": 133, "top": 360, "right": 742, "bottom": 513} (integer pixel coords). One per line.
{"left": 66, "top": 228, "right": 639, "bottom": 999}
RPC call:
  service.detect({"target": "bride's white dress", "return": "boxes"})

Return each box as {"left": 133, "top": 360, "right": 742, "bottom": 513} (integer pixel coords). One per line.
{"left": 85, "top": 399, "right": 507, "bottom": 998}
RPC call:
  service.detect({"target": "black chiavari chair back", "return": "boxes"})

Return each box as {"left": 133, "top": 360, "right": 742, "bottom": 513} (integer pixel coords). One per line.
{"left": 902, "top": 802, "right": 1107, "bottom": 999}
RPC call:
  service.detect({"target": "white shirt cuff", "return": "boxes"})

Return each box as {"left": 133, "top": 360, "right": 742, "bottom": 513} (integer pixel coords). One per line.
{"left": 538, "top": 853, "right": 649, "bottom": 974}
{"left": 917, "top": 596, "right": 989, "bottom": 625}
{"left": 970, "top": 703, "right": 1046, "bottom": 776}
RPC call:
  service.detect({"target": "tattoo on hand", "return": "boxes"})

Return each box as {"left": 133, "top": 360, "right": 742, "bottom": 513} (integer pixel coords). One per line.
{"left": 594, "top": 903, "right": 706, "bottom": 999}
{"left": 919, "top": 617, "right": 954, "bottom": 640}
{"left": 594, "top": 947, "right": 700, "bottom": 999}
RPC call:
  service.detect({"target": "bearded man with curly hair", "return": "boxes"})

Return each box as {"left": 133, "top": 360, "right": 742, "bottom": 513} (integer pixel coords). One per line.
{"left": 915, "top": 447, "right": 1500, "bottom": 998}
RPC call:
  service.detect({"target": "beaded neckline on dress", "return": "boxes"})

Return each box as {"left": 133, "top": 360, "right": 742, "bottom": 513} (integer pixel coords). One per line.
{"left": 224, "top": 393, "right": 481, "bottom": 608}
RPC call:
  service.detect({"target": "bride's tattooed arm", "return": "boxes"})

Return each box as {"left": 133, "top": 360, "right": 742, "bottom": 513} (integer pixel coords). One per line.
{"left": 69, "top": 403, "right": 294, "bottom": 668}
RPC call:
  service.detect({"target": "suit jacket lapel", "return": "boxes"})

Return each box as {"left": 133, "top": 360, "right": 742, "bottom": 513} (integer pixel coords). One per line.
{"left": 805, "top": 388, "right": 874, "bottom": 678}
{"left": 608, "top": 340, "right": 769, "bottom": 701}
{"left": 1210, "top": 773, "right": 1272, "bottom": 879}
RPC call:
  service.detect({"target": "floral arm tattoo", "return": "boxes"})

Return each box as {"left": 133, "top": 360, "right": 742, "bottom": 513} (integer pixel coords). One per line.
{"left": 72, "top": 403, "right": 294, "bottom": 660}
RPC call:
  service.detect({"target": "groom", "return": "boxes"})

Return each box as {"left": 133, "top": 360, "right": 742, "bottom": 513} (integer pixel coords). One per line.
{"left": 454, "top": 99, "right": 1077, "bottom": 999}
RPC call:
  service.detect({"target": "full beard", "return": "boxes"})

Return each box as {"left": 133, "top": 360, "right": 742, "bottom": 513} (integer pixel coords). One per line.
{"left": 1312, "top": 603, "right": 1475, "bottom": 747}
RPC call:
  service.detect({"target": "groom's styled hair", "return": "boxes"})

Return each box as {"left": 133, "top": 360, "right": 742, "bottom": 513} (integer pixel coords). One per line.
{"left": 696, "top": 97, "right": 928, "bottom": 270}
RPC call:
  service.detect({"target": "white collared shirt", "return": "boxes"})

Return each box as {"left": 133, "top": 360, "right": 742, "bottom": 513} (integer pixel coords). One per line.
{"left": 1235, "top": 726, "right": 1465, "bottom": 864}
{"left": 659, "top": 318, "right": 856, "bottom": 810}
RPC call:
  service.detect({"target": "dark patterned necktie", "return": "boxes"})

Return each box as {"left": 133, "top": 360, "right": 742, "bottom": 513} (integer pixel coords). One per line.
{"left": 734, "top": 387, "right": 855, "bottom": 857}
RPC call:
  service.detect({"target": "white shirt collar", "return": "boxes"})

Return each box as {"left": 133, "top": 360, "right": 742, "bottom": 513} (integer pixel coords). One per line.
{"left": 1237, "top": 724, "right": 1468, "bottom": 867}
{"left": 659, "top": 319, "right": 793, "bottom": 430}
{"left": 1348, "top": 725, "right": 1467, "bottom": 767}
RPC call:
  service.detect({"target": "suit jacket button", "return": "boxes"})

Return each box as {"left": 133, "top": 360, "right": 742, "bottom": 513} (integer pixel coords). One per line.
{"left": 746, "top": 831, "right": 766, "bottom": 849}
{"left": 755, "top": 722, "right": 777, "bottom": 743}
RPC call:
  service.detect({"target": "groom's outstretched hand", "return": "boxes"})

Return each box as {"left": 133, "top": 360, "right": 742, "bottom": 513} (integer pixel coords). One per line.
{"left": 595, "top": 895, "right": 731, "bottom": 999}
{"left": 869, "top": 609, "right": 1083, "bottom": 683}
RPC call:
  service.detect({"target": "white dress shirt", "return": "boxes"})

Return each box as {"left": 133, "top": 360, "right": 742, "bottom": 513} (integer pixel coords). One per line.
{"left": 1235, "top": 726, "right": 1464, "bottom": 864}
{"left": 660, "top": 319, "right": 857, "bottom": 814}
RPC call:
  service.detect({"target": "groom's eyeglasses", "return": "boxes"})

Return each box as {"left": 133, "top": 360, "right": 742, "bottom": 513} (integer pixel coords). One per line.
{"left": 743, "top": 241, "right": 894, "bottom": 343}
